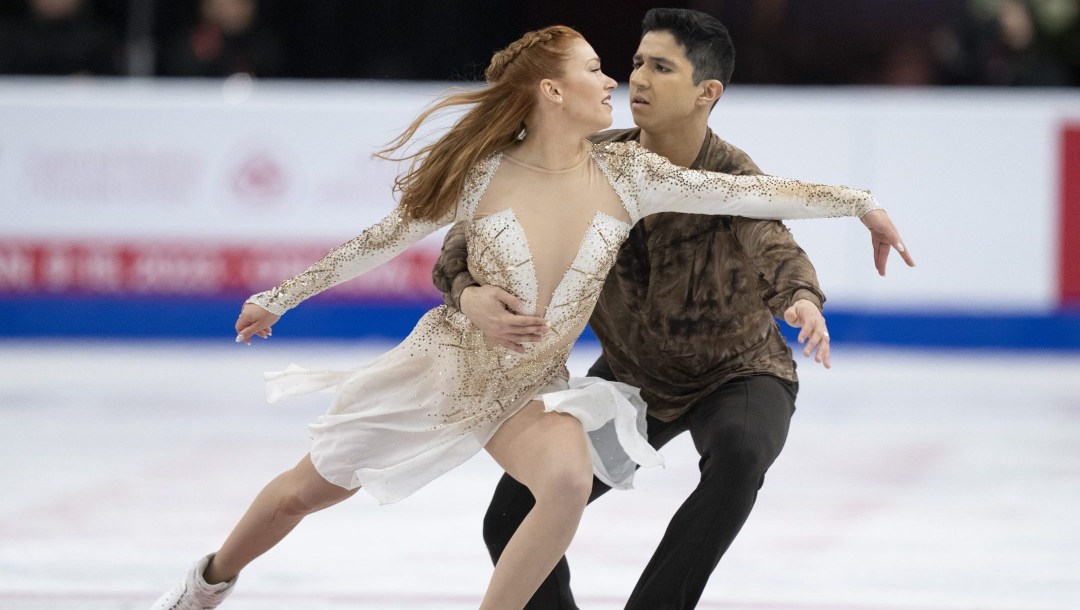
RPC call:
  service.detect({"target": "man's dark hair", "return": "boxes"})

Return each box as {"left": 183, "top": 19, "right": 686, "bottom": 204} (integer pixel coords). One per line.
{"left": 642, "top": 8, "right": 735, "bottom": 88}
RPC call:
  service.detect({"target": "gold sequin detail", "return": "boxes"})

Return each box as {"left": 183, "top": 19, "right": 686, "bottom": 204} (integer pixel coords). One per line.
{"left": 590, "top": 141, "right": 879, "bottom": 221}
{"left": 248, "top": 205, "right": 450, "bottom": 315}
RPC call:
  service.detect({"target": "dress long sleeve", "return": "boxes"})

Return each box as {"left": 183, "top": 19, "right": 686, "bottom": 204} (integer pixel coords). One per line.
{"left": 248, "top": 206, "right": 450, "bottom": 315}
{"left": 593, "top": 141, "right": 879, "bottom": 223}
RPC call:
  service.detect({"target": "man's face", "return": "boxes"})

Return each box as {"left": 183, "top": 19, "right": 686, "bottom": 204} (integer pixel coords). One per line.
{"left": 629, "top": 31, "right": 704, "bottom": 131}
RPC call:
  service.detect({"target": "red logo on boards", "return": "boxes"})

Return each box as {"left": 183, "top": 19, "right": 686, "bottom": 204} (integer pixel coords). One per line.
{"left": 232, "top": 153, "right": 287, "bottom": 202}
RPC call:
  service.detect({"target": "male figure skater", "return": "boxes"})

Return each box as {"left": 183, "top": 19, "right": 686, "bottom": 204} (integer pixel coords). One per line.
{"left": 433, "top": 8, "right": 914, "bottom": 609}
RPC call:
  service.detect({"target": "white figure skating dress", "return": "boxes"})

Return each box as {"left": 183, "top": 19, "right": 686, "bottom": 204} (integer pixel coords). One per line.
{"left": 248, "top": 141, "right": 878, "bottom": 504}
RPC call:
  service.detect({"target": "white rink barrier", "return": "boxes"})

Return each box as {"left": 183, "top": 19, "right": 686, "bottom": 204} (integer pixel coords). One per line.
{"left": 1, "top": 78, "right": 1079, "bottom": 347}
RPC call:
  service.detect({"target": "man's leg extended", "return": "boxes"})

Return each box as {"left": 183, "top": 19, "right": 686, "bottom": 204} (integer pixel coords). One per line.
{"left": 625, "top": 375, "right": 797, "bottom": 610}
{"left": 481, "top": 355, "right": 685, "bottom": 609}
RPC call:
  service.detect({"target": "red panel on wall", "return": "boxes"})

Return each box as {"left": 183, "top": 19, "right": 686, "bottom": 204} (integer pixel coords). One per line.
{"left": 1062, "top": 126, "right": 1080, "bottom": 306}
{"left": 0, "top": 240, "right": 441, "bottom": 301}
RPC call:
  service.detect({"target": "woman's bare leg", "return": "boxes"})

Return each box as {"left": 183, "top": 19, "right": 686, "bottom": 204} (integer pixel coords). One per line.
{"left": 480, "top": 401, "right": 593, "bottom": 610}
{"left": 202, "top": 454, "right": 358, "bottom": 584}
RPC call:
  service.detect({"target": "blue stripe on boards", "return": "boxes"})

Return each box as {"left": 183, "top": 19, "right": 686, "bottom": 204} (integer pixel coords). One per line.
{"left": 2, "top": 297, "right": 1080, "bottom": 350}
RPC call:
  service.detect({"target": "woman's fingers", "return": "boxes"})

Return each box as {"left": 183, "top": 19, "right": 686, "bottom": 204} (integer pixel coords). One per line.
{"left": 235, "top": 304, "right": 279, "bottom": 345}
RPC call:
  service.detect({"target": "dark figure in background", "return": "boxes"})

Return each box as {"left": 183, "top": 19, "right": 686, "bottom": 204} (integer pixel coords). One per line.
{"left": 0, "top": 0, "right": 117, "bottom": 75}
{"left": 159, "top": 0, "right": 282, "bottom": 78}
{"left": 938, "top": 0, "right": 1072, "bottom": 86}
{"left": 982, "top": 0, "right": 1071, "bottom": 86}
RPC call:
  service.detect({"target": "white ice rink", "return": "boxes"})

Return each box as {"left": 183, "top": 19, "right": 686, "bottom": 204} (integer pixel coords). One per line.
{"left": 1, "top": 340, "right": 1078, "bottom": 610}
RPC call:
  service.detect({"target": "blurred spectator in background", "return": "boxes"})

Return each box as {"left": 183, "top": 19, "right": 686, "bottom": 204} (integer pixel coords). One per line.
{"left": 718, "top": 0, "right": 961, "bottom": 86}
{"left": 0, "top": 0, "right": 118, "bottom": 75}
{"left": 1038, "top": 0, "right": 1080, "bottom": 84}
{"left": 158, "top": 0, "right": 282, "bottom": 77}
{"left": 935, "top": 0, "right": 1074, "bottom": 86}
{"left": 0, "top": 0, "right": 1074, "bottom": 85}
{"left": 732, "top": 0, "right": 795, "bottom": 84}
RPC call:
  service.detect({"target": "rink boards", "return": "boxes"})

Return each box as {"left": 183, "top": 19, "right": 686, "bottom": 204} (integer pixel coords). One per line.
{"left": 1, "top": 80, "right": 1079, "bottom": 348}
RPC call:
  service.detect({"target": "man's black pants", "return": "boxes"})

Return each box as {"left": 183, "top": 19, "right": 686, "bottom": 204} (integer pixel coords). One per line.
{"left": 482, "top": 356, "right": 798, "bottom": 610}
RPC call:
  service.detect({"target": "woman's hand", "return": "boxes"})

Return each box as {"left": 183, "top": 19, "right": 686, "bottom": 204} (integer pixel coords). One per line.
{"left": 859, "top": 209, "right": 915, "bottom": 276}
{"left": 235, "top": 302, "right": 280, "bottom": 345}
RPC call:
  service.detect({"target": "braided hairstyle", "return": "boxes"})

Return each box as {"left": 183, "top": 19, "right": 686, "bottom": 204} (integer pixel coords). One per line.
{"left": 378, "top": 25, "right": 582, "bottom": 222}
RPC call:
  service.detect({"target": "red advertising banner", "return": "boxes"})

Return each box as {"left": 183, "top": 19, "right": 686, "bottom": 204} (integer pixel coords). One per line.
{"left": 0, "top": 240, "right": 441, "bottom": 301}
{"left": 1062, "top": 126, "right": 1080, "bottom": 306}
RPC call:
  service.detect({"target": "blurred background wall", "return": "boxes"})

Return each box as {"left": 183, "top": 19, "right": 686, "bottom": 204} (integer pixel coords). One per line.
{"left": 3, "top": 0, "right": 1079, "bottom": 85}
{"left": 1, "top": 0, "right": 1079, "bottom": 349}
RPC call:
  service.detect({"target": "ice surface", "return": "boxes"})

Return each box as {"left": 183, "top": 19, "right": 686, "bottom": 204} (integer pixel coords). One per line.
{"left": 1, "top": 340, "right": 1077, "bottom": 609}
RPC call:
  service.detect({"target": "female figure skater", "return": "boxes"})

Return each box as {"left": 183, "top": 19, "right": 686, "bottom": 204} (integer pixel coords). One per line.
{"left": 153, "top": 25, "right": 888, "bottom": 610}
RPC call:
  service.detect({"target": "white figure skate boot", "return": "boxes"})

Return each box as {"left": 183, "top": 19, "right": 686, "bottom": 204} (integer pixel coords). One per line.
{"left": 151, "top": 554, "right": 236, "bottom": 610}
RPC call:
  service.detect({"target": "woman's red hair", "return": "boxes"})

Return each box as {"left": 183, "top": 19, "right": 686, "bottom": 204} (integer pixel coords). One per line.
{"left": 377, "top": 25, "right": 583, "bottom": 222}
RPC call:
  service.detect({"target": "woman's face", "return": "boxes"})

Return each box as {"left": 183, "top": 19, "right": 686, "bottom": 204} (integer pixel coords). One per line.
{"left": 553, "top": 37, "right": 618, "bottom": 133}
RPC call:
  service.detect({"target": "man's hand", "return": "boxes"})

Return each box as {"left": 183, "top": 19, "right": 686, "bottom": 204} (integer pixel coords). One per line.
{"left": 460, "top": 285, "right": 547, "bottom": 353}
{"left": 235, "top": 302, "right": 280, "bottom": 345}
{"left": 783, "top": 299, "right": 831, "bottom": 369}
{"left": 860, "top": 209, "right": 916, "bottom": 276}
